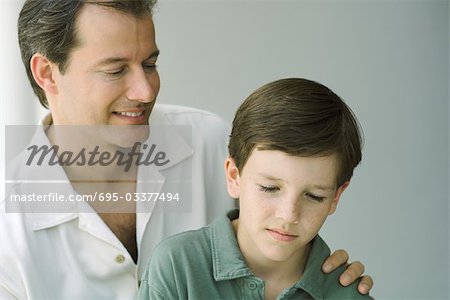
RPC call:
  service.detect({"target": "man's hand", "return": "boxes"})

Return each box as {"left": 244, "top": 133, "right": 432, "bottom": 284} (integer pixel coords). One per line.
{"left": 322, "top": 249, "right": 373, "bottom": 294}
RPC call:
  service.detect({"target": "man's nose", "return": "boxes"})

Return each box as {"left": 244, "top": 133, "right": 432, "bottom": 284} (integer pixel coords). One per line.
{"left": 126, "top": 69, "right": 159, "bottom": 103}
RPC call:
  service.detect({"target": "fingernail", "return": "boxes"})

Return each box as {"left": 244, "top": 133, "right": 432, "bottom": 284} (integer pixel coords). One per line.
{"left": 342, "top": 275, "right": 351, "bottom": 286}
{"left": 322, "top": 263, "right": 332, "bottom": 273}
{"left": 359, "top": 283, "right": 369, "bottom": 294}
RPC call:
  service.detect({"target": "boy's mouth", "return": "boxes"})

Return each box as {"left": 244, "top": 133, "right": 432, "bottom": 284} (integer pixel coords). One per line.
{"left": 267, "top": 228, "right": 298, "bottom": 242}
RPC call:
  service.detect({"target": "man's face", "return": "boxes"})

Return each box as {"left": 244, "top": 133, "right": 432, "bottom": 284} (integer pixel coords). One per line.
{"left": 226, "top": 149, "right": 348, "bottom": 265}
{"left": 48, "top": 4, "right": 160, "bottom": 126}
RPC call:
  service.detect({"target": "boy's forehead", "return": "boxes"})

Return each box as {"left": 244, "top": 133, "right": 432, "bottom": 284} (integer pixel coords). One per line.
{"left": 251, "top": 146, "right": 339, "bottom": 162}
{"left": 244, "top": 148, "right": 339, "bottom": 184}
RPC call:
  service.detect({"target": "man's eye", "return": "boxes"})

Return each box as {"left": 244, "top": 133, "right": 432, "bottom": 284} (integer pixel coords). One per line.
{"left": 305, "top": 193, "right": 325, "bottom": 202}
{"left": 105, "top": 68, "right": 125, "bottom": 77}
{"left": 259, "top": 185, "right": 279, "bottom": 193}
{"left": 143, "top": 64, "right": 157, "bottom": 73}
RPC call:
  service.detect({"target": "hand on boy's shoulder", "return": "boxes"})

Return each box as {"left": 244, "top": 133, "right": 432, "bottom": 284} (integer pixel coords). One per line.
{"left": 322, "top": 264, "right": 373, "bottom": 300}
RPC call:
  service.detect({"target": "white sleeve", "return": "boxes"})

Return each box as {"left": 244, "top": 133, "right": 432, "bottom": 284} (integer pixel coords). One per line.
{"left": 0, "top": 285, "right": 21, "bottom": 300}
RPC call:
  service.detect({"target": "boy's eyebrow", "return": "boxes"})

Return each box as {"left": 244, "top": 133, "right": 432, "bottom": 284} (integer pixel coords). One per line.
{"left": 258, "top": 173, "right": 335, "bottom": 191}
{"left": 312, "top": 184, "right": 335, "bottom": 192}
{"left": 257, "top": 173, "right": 283, "bottom": 182}
{"left": 95, "top": 50, "right": 160, "bottom": 67}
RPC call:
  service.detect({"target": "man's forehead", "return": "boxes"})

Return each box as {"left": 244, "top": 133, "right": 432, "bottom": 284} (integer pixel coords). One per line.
{"left": 76, "top": 2, "right": 152, "bottom": 25}
{"left": 73, "top": 3, "right": 155, "bottom": 48}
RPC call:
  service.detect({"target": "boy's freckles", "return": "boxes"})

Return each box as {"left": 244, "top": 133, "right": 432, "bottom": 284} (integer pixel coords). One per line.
{"left": 233, "top": 149, "right": 343, "bottom": 265}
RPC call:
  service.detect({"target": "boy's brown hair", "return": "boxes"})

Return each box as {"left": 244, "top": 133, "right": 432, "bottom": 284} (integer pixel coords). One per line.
{"left": 228, "top": 78, "right": 363, "bottom": 187}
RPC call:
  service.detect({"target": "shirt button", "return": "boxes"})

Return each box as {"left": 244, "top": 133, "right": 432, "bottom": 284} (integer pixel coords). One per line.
{"left": 247, "top": 281, "right": 257, "bottom": 290}
{"left": 115, "top": 254, "right": 125, "bottom": 264}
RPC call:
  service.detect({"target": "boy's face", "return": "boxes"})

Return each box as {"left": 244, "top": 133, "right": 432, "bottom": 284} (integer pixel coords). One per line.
{"left": 225, "top": 149, "right": 348, "bottom": 264}
{"left": 42, "top": 4, "right": 160, "bottom": 126}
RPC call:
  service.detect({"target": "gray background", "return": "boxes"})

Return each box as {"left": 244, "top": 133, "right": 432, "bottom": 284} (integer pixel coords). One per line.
{"left": 1, "top": 0, "right": 449, "bottom": 299}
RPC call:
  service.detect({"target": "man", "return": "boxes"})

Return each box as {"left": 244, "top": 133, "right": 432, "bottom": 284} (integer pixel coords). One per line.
{"left": 0, "top": 1, "right": 373, "bottom": 299}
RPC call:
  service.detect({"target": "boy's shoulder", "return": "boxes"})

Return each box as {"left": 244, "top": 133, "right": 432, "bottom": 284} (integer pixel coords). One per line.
{"left": 152, "top": 225, "right": 211, "bottom": 259}
{"left": 142, "top": 221, "right": 217, "bottom": 290}
{"left": 306, "top": 236, "right": 372, "bottom": 300}
{"left": 147, "top": 212, "right": 238, "bottom": 276}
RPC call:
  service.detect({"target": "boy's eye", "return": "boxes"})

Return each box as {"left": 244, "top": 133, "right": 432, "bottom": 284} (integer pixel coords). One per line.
{"left": 259, "top": 185, "right": 279, "bottom": 193}
{"left": 305, "top": 192, "right": 325, "bottom": 202}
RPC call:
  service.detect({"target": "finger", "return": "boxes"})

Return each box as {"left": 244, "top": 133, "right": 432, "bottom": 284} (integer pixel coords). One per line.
{"left": 357, "top": 275, "right": 373, "bottom": 294}
{"left": 322, "top": 249, "right": 349, "bottom": 273}
{"left": 339, "top": 261, "right": 364, "bottom": 286}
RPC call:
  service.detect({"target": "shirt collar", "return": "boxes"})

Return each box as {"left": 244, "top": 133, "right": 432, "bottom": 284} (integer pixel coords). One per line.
{"left": 5, "top": 118, "right": 79, "bottom": 230}
{"left": 21, "top": 110, "right": 194, "bottom": 231}
{"left": 293, "top": 235, "right": 330, "bottom": 300}
{"left": 147, "top": 105, "right": 194, "bottom": 171}
{"left": 210, "top": 209, "right": 254, "bottom": 281}
{"left": 44, "top": 110, "right": 194, "bottom": 172}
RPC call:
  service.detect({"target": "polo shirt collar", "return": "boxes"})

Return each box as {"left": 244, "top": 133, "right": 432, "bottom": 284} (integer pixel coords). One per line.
{"left": 210, "top": 209, "right": 254, "bottom": 281}
{"left": 293, "top": 235, "right": 330, "bottom": 300}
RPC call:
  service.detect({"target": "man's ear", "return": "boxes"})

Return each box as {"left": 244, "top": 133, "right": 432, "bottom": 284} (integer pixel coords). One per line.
{"left": 30, "top": 53, "right": 59, "bottom": 96}
{"left": 224, "top": 157, "right": 240, "bottom": 199}
{"left": 328, "top": 181, "right": 350, "bottom": 215}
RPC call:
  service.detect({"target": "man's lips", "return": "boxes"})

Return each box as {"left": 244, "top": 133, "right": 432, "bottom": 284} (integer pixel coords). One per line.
{"left": 267, "top": 228, "right": 298, "bottom": 242}
{"left": 114, "top": 111, "right": 145, "bottom": 117}
{"left": 112, "top": 109, "right": 149, "bottom": 123}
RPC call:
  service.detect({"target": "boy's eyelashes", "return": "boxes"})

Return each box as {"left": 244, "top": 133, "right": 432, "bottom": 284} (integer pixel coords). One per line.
{"left": 258, "top": 184, "right": 326, "bottom": 202}
{"left": 305, "top": 193, "right": 325, "bottom": 202}
{"left": 258, "top": 184, "right": 279, "bottom": 193}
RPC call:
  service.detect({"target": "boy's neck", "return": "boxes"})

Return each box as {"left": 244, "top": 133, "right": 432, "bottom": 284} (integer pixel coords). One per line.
{"left": 231, "top": 218, "right": 311, "bottom": 289}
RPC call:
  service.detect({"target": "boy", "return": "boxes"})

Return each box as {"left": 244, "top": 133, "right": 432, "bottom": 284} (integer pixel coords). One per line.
{"left": 0, "top": 0, "right": 371, "bottom": 297}
{"left": 138, "top": 78, "right": 371, "bottom": 299}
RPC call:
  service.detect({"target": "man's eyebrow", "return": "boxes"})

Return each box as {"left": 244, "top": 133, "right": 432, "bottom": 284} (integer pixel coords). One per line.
{"left": 95, "top": 50, "right": 160, "bottom": 67}
{"left": 147, "top": 50, "right": 160, "bottom": 60}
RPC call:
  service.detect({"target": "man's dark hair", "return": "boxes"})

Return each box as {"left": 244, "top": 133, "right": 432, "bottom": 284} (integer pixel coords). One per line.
{"left": 18, "top": 0, "right": 157, "bottom": 108}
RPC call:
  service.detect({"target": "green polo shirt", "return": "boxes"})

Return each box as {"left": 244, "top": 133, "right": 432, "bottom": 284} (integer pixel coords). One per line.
{"left": 139, "top": 210, "right": 372, "bottom": 300}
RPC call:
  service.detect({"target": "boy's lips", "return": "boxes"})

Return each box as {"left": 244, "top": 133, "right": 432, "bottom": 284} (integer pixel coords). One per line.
{"left": 267, "top": 228, "right": 298, "bottom": 242}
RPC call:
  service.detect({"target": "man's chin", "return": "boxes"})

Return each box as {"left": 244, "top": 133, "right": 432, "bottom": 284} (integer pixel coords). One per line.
{"left": 107, "top": 125, "right": 150, "bottom": 148}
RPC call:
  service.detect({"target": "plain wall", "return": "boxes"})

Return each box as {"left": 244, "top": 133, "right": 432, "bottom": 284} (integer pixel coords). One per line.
{"left": 153, "top": 1, "right": 449, "bottom": 299}
{"left": 1, "top": 0, "right": 449, "bottom": 299}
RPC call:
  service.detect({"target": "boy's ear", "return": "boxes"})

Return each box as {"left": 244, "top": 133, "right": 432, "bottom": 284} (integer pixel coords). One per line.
{"left": 30, "top": 53, "right": 59, "bottom": 97}
{"left": 224, "top": 157, "right": 240, "bottom": 199}
{"left": 328, "top": 181, "right": 350, "bottom": 215}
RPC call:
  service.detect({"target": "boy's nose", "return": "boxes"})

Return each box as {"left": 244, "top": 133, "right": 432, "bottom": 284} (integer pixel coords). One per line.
{"left": 275, "top": 198, "right": 300, "bottom": 224}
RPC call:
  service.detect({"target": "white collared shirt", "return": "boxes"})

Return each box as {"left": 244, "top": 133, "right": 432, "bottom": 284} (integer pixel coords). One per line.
{"left": 0, "top": 104, "right": 234, "bottom": 299}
